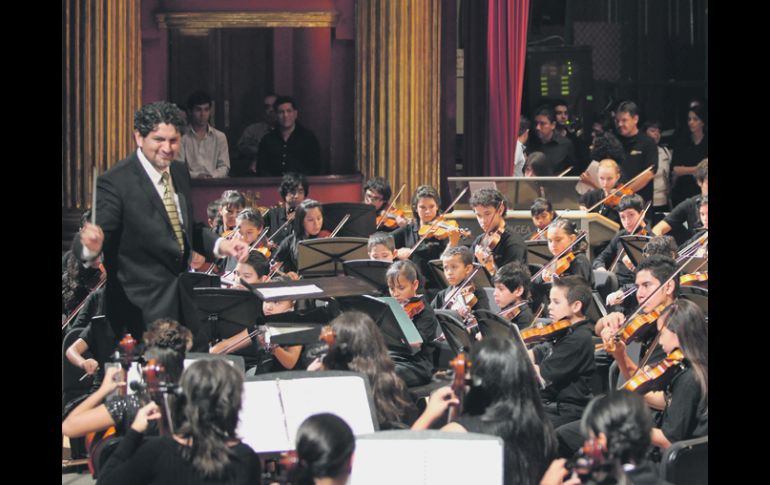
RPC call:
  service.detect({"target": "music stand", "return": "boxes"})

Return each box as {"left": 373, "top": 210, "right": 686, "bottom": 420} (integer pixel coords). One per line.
{"left": 427, "top": 260, "right": 493, "bottom": 290}
{"left": 679, "top": 286, "right": 708, "bottom": 315}
{"left": 238, "top": 370, "right": 378, "bottom": 453}
{"left": 261, "top": 306, "right": 337, "bottom": 346}
{"left": 448, "top": 176, "right": 581, "bottom": 211}
{"left": 321, "top": 202, "right": 376, "bottom": 238}
{"left": 184, "top": 352, "right": 247, "bottom": 372}
{"left": 191, "top": 287, "right": 262, "bottom": 355}
{"left": 352, "top": 430, "right": 505, "bottom": 484}
{"left": 335, "top": 295, "right": 422, "bottom": 354}
{"left": 619, "top": 235, "right": 652, "bottom": 267}
{"left": 526, "top": 240, "right": 552, "bottom": 265}
{"left": 433, "top": 310, "right": 474, "bottom": 355}
{"left": 180, "top": 272, "right": 221, "bottom": 288}
{"left": 473, "top": 309, "right": 524, "bottom": 342}
{"left": 297, "top": 237, "right": 370, "bottom": 277}
{"left": 342, "top": 259, "right": 391, "bottom": 295}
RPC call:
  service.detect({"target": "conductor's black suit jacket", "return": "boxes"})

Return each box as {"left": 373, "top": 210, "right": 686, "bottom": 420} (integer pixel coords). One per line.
{"left": 73, "top": 151, "right": 218, "bottom": 340}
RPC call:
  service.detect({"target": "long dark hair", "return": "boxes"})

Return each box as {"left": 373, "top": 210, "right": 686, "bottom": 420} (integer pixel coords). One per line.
{"left": 172, "top": 359, "right": 244, "bottom": 478}
{"left": 289, "top": 413, "right": 355, "bottom": 485}
{"left": 466, "top": 337, "right": 557, "bottom": 485}
{"left": 323, "top": 311, "right": 413, "bottom": 428}
{"left": 581, "top": 391, "right": 653, "bottom": 465}
{"left": 292, "top": 199, "right": 323, "bottom": 239}
{"left": 665, "top": 299, "right": 708, "bottom": 412}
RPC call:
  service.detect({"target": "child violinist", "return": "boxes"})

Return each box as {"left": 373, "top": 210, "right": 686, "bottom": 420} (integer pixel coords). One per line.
{"left": 210, "top": 264, "right": 303, "bottom": 374}
{"left": 431, "top": 246, "right": 491, "bottom": 322}
{"left": 265, "top": 172, "right": 309, "bottom": 247}
{"left": 493, "top": 261, "right": 534, "bottom": 329}
{"left": 530, "top": 197, "right": 557, "bottom": 240}
{"left": 596, "top": 255, "right": 680, "bottom": 383}
{"left": 271, "top": 199, "right": 325, "bottom": 279}
{"left": 529, "top": 275, "right": 596, "bottom": 428}
{"left": 579, "top": 159, "right": 624, "bottom": 226}
{"left": 592, "top": 194, "right": 650, "bottom": 295}
{"left": 215, "top": 189, "right": 247, "bottom": 236}
{"left": 222, "top": 208, "right": 266, "bottom": 272}
{"left": 646, "top": 298, "right": 708, "bottom": 449}
{"left": 531, "top": 219, "right": 594, "bottom": 309}
{"left": 653, "top": 158, "right": 707, "bottom": 244}
{"left": 367, "top": 232, "right": 397, "bottom": 263}
{"left": 469, "top": 188, "right": 527, "bottom": 275}
{"left": 364, "top": 176, "right": 408, "bottom": 232}
{"left": 393, "top": 185, "right": 462, "bottom": 301}
{"left": 385, "top": 260, "right": 439, "bottom": 387}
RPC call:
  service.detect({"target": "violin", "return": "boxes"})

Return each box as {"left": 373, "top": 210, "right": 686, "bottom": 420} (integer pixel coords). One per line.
{"left": 305, "top": 325, "right": 337, "bottom": 363}
{"left": 602, "top": 186, "right": 634, "bottom": 208}
{"left": 418, "top": 217, "right": 471, "bottom": 240}
{"left": 475, "top": 222, "right": 505, "bottom": 276}
{"left": 86, "top": 334, "right": 137, "bottom": 476}
{"left": 402, "top": 297, "right": 426, "bottom": 319}
{"left": 606, "top": 303, "right": 669, "bottom": 352}
{"left": 520, "top": 319, "right": 572, "bottom": 346}
{"left": 623, "top": 348, "right": 685, "bottom": 394}
{"left": 552, "top": 251, "right": 576, "bottom": 277}
{"left": 566, "top": 437, "right": 609, "bottom": 479}
{"left": 376, "top": 207, "right": 406, "bottom": 230}
{"left": 680, "top": 271, "right": 708, "bottom": 286}
{"left": 448, "top": 285, "right": 480, "bottom": 333}
{"left": 447, "top": 353, "right": 470, "bottom": 423}
{"left": 531, "top": 232, "right": 586, "bottom": 283}
{"left": 498, "top": 300, "right": 529, "bottom": 320}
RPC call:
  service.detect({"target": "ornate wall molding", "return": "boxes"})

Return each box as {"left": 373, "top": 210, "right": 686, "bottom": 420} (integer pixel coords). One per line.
{"left": 156, "top": 11, "right": 340, "bottom": 30}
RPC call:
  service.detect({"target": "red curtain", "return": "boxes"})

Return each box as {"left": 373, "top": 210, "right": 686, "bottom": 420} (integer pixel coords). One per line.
{"left": 486, "top": 0, "right": 530, "bottom": 176}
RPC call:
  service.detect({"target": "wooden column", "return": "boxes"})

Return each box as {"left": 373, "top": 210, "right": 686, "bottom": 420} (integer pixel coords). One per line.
{"left": 62, "top": 0, "right": 142, "bottom": 210}
{"left": 356, "top": 0, "right": 442, "bottom": 212}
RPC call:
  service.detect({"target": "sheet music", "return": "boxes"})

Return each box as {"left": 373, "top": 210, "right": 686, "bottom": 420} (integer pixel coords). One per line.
{"left": 350, "top": 436, "right": 504, "bottom": 484}
{"left": 256, "top": 284, "right": 324, "bottom": 299}
{"left": 237, "top": 375, "right": 376, "bottom": 453}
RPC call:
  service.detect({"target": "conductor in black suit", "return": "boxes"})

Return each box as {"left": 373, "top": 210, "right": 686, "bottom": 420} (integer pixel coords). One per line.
{"left": 75, "top": 101, "right": 249, "bottom": 341}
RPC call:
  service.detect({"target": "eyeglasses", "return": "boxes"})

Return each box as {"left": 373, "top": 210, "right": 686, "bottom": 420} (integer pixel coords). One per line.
{"left": 365, "top": 192, "right": 384, "bottom": 202}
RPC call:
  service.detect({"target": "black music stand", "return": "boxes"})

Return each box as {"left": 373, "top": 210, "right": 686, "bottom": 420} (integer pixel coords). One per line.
{"left": 191, "top": 287, "right": 262, "bottom": 355}
{"left": 322, "top": 202, "right": 376, "bottom": 238}
{"left": 342, "top": 259, "right": 391, "bottom": 295}
{"left": 335, "top": 295, "right": 422, "bottom": 354}
{"left": 427, "top": 260, "right": 493, "bottom": 290}
{"left": 261, "top": 306, "right": 337, "bottom": 346}
{"left": 473, "top": 309, "right": 524, "bottom": 342}
{"left": 619, "top": 235, "right": 652, "bottom": 267}
{"left": 297, "top": 237, "right": 370, "bottom": 277}
{"left": 526, "top": 240, "right": 552, "bottom": 265}
{"left": 181, "top": 272, "right": 221, "bottom": 288}
{"left": 433, "top": 310, "right": 474, "bottom": 355}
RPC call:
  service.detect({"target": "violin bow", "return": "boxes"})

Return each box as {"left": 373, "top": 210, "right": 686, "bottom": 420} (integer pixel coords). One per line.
{"left": 375, "top": 183, "right": 406, "bottom": 230}
{"left": 247, "top": 225, "right": 270, "bottom": 252}
{"left": 608, "top": 202, "right": 652, "bottom": 273}
{"left": 498, "top": 300, "right": 530, "bottom": 318}
{"left": 586, "top": 166, "right": 653, "bottom": 213}
{"left": 531, "top": 212, "right": 566, "bottom": 241}
{"left": 407, "top": 186, "right": 469, "bottom": 258}
{"left": 677, "top": 231, "right": 708, "bottom": 261}
{"left": 530, "top": 231, "right": 587, "bottom": 282}
{"left": 62, "top": 276, "right": 107, "bottom": 331}
{"left": 557, "top": 166, "right": 573, "bottom": 177}
{"left": 529, "top": 303, "right": 546, "bottom": 326}
{"left": 329, "top": 214, "right": 351, "bottom": 238}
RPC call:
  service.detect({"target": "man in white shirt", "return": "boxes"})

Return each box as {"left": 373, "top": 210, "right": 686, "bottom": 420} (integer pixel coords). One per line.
{"left": 178, "top": 91, "right": 231, "bottom": 178}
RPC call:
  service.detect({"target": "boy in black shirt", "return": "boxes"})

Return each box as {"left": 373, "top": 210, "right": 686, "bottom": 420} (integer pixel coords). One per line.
{"left": 530, "top": 275, "right": 595, "bottom": 428}
{"left": 431, "top": 246, "right": 491, "bottom": 317}
{"left": 652, "top": 159, "right": 707, "bottom": 244}
{"left": 469, "top": 187, "right": 527, "bottom": 274}
{"left": 492, "top": 261, "right": 534, "bottom": 329}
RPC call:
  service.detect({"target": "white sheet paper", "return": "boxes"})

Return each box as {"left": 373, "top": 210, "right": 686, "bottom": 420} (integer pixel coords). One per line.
{"left": 256, "top": 284, "right": 324, "bottom": 299}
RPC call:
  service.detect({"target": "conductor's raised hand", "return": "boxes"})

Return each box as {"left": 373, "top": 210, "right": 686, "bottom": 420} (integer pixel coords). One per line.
{"left": 219, "top": 238, "right": 250, "bottom": 263}
{"left": 80, "top": 222, "right": 104, "bottom": 254}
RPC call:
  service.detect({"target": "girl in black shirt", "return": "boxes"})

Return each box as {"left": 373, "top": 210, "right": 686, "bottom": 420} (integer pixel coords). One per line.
{"left": 412, "top": 337, "right": 557, "bottom": 485}
{"left": 272, "top": 198, "right": 325, "bottom": 278}
{"left": 579, "top": 159, "right": 624, "bottom": 226}
{"left": 99, "top": 359, "right": 262, "bottom": 485}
